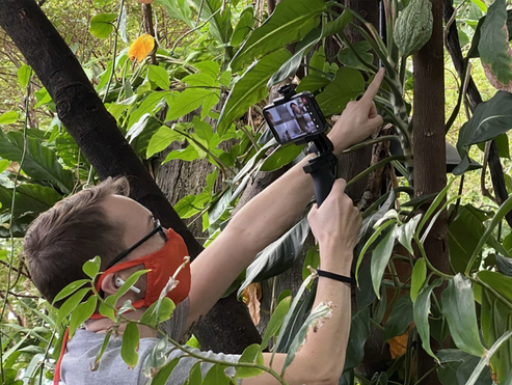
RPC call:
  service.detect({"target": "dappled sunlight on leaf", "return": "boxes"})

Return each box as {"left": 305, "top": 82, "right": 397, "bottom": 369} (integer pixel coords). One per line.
{"left": 128, "top": 34, "right": 155, "bottom": 62}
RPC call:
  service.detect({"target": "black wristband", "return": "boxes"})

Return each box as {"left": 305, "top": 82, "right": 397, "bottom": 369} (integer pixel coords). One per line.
{"left": 317, "top": 269, "right": 355, "bottom": 285}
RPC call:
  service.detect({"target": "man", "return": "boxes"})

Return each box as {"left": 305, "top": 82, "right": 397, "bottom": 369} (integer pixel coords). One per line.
{"left": 23, "top": 69, "right": 384, "bottom": 384}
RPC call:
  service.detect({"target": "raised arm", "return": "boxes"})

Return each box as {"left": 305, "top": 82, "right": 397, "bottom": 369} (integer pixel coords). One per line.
{"left": 186, "top": 69, "right": 384, "bottom": 327}
{"left": 246, "top": 179, "right": 361, "bottom": 384}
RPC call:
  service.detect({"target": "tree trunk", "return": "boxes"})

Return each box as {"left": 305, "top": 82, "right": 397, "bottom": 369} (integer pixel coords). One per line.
{"left": 413, "top": 0, "right": 448, "bottom": 383}
{"left": 0, "top": 0, "right": 260, "bottom": 353}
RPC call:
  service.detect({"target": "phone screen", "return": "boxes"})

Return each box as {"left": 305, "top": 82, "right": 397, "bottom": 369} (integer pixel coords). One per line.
{"left": 263, "top": 93, "right": 326, "bottom": 144}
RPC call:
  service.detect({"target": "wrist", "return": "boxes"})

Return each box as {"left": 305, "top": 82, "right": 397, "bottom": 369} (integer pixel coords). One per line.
{"left": 318, "top": 244, "right": 353, "bottom": 275}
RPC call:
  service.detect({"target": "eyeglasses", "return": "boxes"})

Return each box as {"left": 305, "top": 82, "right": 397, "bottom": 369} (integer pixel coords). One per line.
{"left": 106, "top": 218, "right": 168, "bottom": 269}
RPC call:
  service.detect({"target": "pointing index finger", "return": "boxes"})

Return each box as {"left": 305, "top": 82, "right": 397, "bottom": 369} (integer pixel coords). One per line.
{"left": 360, "top": 68, "right": 385, "bottom": 104}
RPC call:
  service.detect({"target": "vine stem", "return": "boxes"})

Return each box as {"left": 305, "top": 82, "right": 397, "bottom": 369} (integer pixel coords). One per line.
{"left": 413, "top": 236, "right": 452, "bottom": 280}
{"left": 0, "top": 69, "right": 32, "bottom": 383}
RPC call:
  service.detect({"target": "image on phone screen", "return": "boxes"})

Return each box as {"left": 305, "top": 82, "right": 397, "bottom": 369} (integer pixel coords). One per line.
{"left": 264, "top": 96, "right": 321, "bottom": 143}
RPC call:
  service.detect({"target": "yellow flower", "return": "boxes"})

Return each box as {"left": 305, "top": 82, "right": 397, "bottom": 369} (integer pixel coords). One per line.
{"left": 128, "top": 34, "right": 155, "bottom": 62}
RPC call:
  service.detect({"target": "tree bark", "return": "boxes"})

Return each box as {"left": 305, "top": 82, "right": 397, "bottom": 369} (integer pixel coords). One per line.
{"left": 0, "top": 0, "right": 260, "bottom": 353}
{"left": 413, "top": 1, "right": 448, "bottom": 383}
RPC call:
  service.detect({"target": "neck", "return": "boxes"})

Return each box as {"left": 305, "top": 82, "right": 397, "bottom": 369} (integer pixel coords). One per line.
{"left": 85, "top": 308, "right": 157, "bottom": 338}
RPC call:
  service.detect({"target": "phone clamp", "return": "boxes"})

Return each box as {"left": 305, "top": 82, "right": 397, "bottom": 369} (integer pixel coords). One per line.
{"left": 303, "top": 133, "right": 338, "bottom": 206}
{"left": 277, "top": 84, "right": 297, "bottom": 102}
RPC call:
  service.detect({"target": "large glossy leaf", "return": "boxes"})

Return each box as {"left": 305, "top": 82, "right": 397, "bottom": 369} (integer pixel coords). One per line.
{"left": 260, "top": 143, "right": 303, "bottom": 171}
{"left": 413, "top": 279, "right": 443, "bottom": 360}
{"left": 371, "top": 224, "right": 397, "bottom": 298}
{"left": 454, "top": 91, "right": 512, "bottom": 175}
{"left": 467, "top": 10, "right": 512, "bottom": 58}
{"left": 154, "top": 0, "right": 192, "bottom": 26}
{"left": 0, "top": 184, "right": 62, "bottom": 217}
{"left": 316, "top": 67, "right": 364, "bottom": 116}
{"left": 230, "top": 0, "right": 325, "bottom": 70}
{"left": 383, "top": 295, "right": 413, "bottom": 341}
{"left": 238, "top": 218, "right": 309, "bottom": 294}
{"left": 230, "top": 6, "right": 254, "bottom": 47}
{"left": 481, "top": 288, "right": 512, "bottom": 383}
{"left": 218, "top": 49, "right": 292, "bottom": 136}
{"left": 467, "top": 330, "right": 512, "bottom": 385}
{"left": 268, "top": 28, "right": 322, "bottom": 87}
{"left": 478, "top": 0, "right": 512, "bottom": 85}
{"left": 0, "top": 131, "right": 74, "bottom": 193}
{"left": 121, "top": 322, "right": 140, "bottom": 368}
{"left": 236, "top": 344, "right": 264, "bottom": 378}
{"left": 441, "top": 274, "right": 485, "bottom": 357}
{"left": 191, "top": 0, "right": 232, "bottom": 45}
{"left": 89, "top": 13, "right": 117, "bottom": 39}
{"left": 344, "top": 307, "right": 370, "bottom": 370}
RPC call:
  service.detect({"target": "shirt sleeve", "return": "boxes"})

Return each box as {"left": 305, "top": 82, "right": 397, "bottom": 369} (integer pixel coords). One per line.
{"left": 158, "top": 297, "right": 190, "bottom": 341}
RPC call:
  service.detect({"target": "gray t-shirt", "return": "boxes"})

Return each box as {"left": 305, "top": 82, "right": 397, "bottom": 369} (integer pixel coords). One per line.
{"left": 60, "top": 299, "right": 241, "bottom": 385}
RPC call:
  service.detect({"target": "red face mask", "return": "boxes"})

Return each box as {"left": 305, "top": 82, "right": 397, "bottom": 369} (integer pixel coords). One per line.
{"left": 91, "top": 225, "right": 191, "bottom": 318}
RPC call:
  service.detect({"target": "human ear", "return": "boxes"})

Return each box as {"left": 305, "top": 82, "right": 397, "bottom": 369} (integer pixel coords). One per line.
{"left": 100, "top": 273, "right": 118, "bottom": 295}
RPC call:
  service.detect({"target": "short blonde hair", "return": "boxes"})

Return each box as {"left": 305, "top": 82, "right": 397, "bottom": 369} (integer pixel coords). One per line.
{"left": 24, "top": 177, "right": 130, "bottom": 306}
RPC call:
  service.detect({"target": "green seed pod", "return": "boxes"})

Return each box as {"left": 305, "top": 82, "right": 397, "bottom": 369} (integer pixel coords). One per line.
{"left": 394, "top": 0, "right": 433, "bottom": 58}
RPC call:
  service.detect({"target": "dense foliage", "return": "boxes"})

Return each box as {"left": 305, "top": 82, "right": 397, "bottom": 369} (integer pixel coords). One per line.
{"left": 1, "top": 0, "right": 512, "bottom": 384}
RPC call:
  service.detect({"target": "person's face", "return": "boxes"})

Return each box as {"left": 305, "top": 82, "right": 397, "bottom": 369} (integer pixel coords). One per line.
{"left": 100, "top": 195, "right": 166, "bottom": 259}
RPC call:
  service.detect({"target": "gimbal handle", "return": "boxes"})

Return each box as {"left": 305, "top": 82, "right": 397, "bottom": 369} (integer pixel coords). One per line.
{"left": 303, "top": 134, "right": 338, "bottom": 206}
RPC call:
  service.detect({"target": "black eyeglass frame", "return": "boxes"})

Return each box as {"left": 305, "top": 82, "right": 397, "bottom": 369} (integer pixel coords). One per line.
{"left": 106, "top": 218, "right": 168, "bottom": 269}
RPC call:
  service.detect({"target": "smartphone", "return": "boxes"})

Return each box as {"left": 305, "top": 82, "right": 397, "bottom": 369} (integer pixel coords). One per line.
{"left": 263, "top": 92, "right": 327, "bottom": 145}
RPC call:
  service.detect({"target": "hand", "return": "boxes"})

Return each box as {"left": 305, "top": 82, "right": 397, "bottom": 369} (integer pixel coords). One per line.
{"left": 328, "top": 68, "right": 385, "bottom": 155}
{"left": 307, "top": 179, "right": 362, "bottom": 261}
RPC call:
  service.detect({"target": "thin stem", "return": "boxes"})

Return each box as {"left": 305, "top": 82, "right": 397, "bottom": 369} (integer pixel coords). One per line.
{"left": 414, "top": 236, "right": 452, "bottom": 280}
{"left": 346, "top": 155, "right": 406, "bottom": 188}
{"left": 0, "top": 70, "right": 32, "bottom": 383}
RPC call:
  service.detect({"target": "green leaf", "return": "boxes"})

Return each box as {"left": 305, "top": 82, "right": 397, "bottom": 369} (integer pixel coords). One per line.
{"left": 57, "top": 288, "right": 91, "bottom": 323}
{"left": 148, "top": 65, "right": 171, "bottom": 90}
{"left": 99, "top": 300, "right": 116, "bottom": 322}
{"left": 230, "top": 6, "right": 254, "bottom": 47}
{"left": 17, "top": 65, "right": 31, "bottom": 88}
{"left": 465, "top": 195, "right": 512, "bottom": 274}
{"left": 154, "top": 0, "right": 192, "bottom": 26}
{"left": 383, "top": 295, "right": 413, "bottom": 340}
{"left": 467, "top": 9, "right": 512, "bottom": 58}
{"left": 478, "top": 0, "right": 512, "bottom": 85}
{"left": 162, "top": 145, "right": 200, "bottom": 163}
{"left": 371, "top": 224, "right": 397, "bottom": 298}
{"left": 261, "top": 296, "right": 291, "bottom": 350}
{"left": 143, "top": 338, "right": 169, "bottom": 377}
{"left": 140, "top": 297, "right": 176, "bottom": 328}
{"left": 69, "top": 295, "right": 97, "bottom": 338}
{"left": 238, "top": 218, "right": 309, "bottom": 295}
{"left": 114, "top": 270, "right": 149, "bottom": 301}
{"left": 260, "top": 144, "right": 303, "bottom": 171}
{"left": 478, "top": 271, "right": 512, "bottom": 303}
{"left": 410, "top": 258, "right": 427, "bottom": 303}
{"left": 296, "top": 75, "right": 330, "bottom": 93}
{"left": 441, "top": 274, "right": 485, "bottom": 357}
{"left": 150, "top": 357, "right": 181, "bottom": 385}
{"left": 231, "top": 0, "right": 325, "bottom": 70}
{"left": 466, "top": 330, "right": 512, "bottom": 385}
{"left": 316, "top": 67, "right": 364, "bottom": 116}
{"left": 0, "top": 131, "right": 74, "bottom": 193}
{"left": 146, "top": 126, "right": 184, "bottom": 158}
{"left": 191, "top": 0, "right": 233, "bottom": 45}
{"left": 166, "top": 88, "right": 219, "bottom": 121}
{"left": 89, "top": 13, "right": 117, "bottom": 39}
{"left": 53, "top": 279, "right": 90, "bottom": 304}
{"left": 413, "top": 279, "right": 443, "bottom": 361}
{"left": 121, "top": 322, "right": 140, "bottom": 368}
{"left": 236, "top": 344, "right": 264, "bottom": 378}
{"left": 397, "top": 214, "right": 422, "bottom": 255}
{"left": 83, "top": 256, "right": 101, "bottom": 279}
{"left": 323, "top": 10, "right": 352, "bottom": 38}
{"left": 219, "top": 49, "right": 292, "bottom": 135}
{"left": 268, "top": 28, "right": 322, "bottom": 86}
{"left": 454, "top": 91, "right": 512, "bottom": 175}
{"left": 119, "top": 5, "right": 128, "bottom": 43}
{"left": 302, "top": 247, "right": 320, "bottom": 282}
{"left": 0, "top": 184, "right": 62, "bottom": 217}
{"left": 203, "top": 364, "right": 231, "bottom": 385}
{"left": 0, "top": 111, "right": 19, "bottom": 125}
{"left": 93, "top": 331, "right": 113, "bottom": 371}
{"left": 344, "top": 307, "right": 370, "bottom": 370}
{"left": 128, "top": 92, "right": 167, "bottom": 129}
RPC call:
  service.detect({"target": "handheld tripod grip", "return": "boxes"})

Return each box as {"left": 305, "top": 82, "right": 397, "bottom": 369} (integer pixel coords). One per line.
{"left": 303, "top": 152, "right": 338, "bottom": 206}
